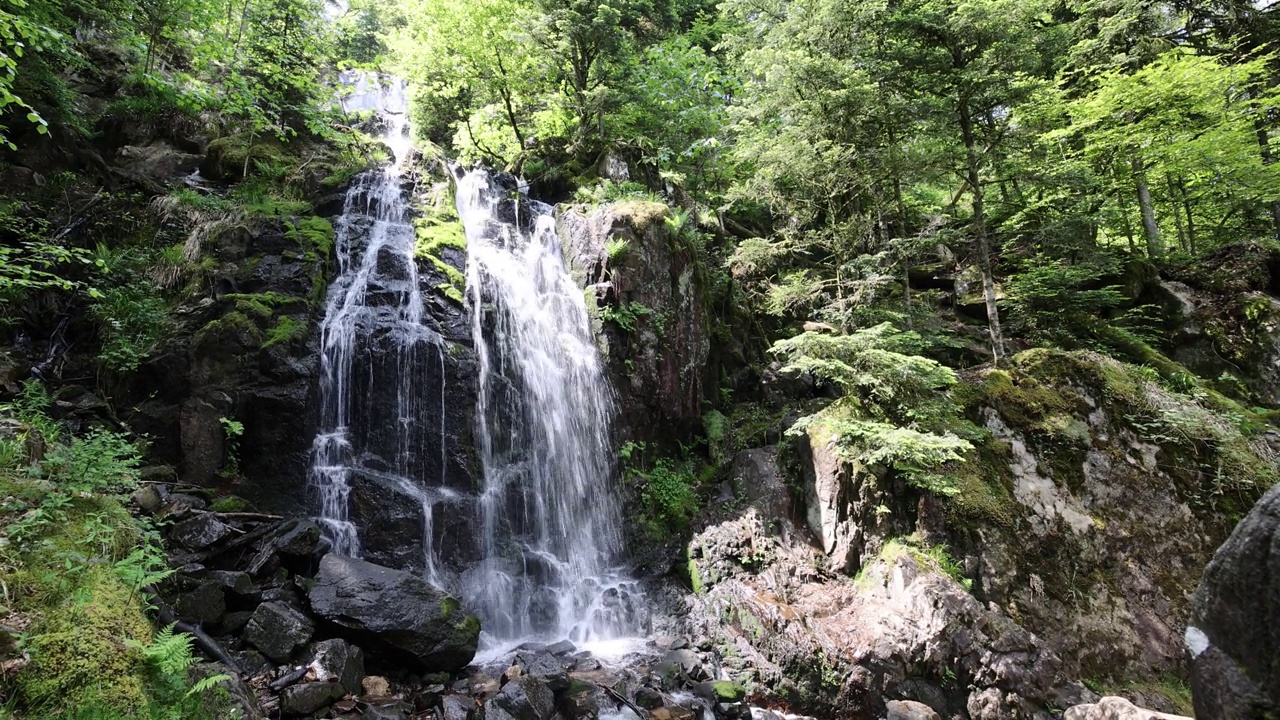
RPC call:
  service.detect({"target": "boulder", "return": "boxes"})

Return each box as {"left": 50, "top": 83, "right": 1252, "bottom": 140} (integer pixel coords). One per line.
{"left": 246, "top": 519, "right": 322, "bottom": 576}
{"left": 207, "top": 569, "right": 255, "bottom": 595}
{"left": 1063, "top": 697, "right": 1190, "bottom": 720}
{"left": 307, "top": 554, "right": 479, "bottom": 671}
{"left": 1188, "top": 481, "right": 1280, "bottom": 720}
{"left": 485, "top": 676, "right": 557, "bottom": 720}
{"left": 562, "top": 683, "right": 600, "bottom": 720}
{"left": 886, "top": 700, "right": 942, "bottom": 720}
{"left": 172, "top": 580, "right": 225, "bottom": 625}
{"left": 244, "top": 601, "right": 315, "bottom": 663}
{"left": 441, "top": 694, "right": 475, "bottom": 720}
{"left": 515, "top": 651, "right": 569, "bottom": 690}
{"left": 279, "top": 681, "right": 345, "bottom": 717}
{"left": 308, "top": 638, "right": 366, "bottom": 696}
{"left": 692, "top": 681, "right": 745, "bottom": 704}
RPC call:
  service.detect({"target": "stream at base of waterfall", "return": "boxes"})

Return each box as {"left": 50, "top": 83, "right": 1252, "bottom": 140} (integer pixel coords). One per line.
{"left": 309, "top": 71, "right": 645, "bottom": 662}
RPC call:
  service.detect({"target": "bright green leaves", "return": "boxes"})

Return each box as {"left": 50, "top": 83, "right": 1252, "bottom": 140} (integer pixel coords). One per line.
{"left": 772, "top": 324, "right": 973, "bottom": 495}
{"left": 0, "top": 0, "right": 60, "bottom": 149}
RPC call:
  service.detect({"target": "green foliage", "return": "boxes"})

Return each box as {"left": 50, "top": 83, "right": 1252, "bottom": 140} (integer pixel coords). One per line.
{"left": 600, "top": 300, "right": 652, "bottom": 333}
{"left": 89, "top": 280, "right": 170, "bottom": 372}
{"left": 773, "top": 324, "right": 972, "bottom": 494}
{"left": 263, "top": 315, "right": 309, "bottom": 348}
{"left": 286, "top": 215, "right": 335, "bottom": 260}
{"left": 1004, "top": 258, "right": 1126, "bottom": 344}
{"left": 630, "top": 457, "right": 700, "bottom": 537}
{"left": 0, "top": 390, "right": 220, "bottom": 717}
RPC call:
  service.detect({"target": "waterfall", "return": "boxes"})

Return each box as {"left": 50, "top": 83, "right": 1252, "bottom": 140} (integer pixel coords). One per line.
{"left": 310, "top": 72, "right": 450, "bottom": 582}
{"left": 455, "top": 169, "right": 645, "bottom": 651}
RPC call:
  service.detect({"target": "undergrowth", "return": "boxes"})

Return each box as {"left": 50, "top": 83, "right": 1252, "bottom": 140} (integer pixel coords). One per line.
{"left": 0, "top": 381, "right": 227, "bottom": 718}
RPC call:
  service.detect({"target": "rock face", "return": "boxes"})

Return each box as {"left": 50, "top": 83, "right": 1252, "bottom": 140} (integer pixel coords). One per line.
{"left": 1187, "top": 481, "right": 1280, "bottom": 720}
{"left": 307, "top": 554, "right": 479, "bottom": 671}
{"left": 786, "top": 349, "right": 1270, "bottom": 689}
{"left": 558, "top": 202, "right": 711, "bottom": 434}
{"left": 680, "top": 474, "right": 1091, "bottom": 720}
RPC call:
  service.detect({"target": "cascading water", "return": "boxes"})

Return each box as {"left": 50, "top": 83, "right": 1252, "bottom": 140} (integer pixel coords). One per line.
{"left": 456, "top": 169, "right": 646, "bottom": 652}
{"left": 310, "top": 72, "right": 452, "bottom": 583}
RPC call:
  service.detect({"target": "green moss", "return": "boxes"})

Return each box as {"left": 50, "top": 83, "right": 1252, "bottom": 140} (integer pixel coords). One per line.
{"left": 437, "top": 282, "right": 464, "bottom": 304}
{"left": 263, "top": 315, "right": 309, "bottom": 349}
{"left": 426, "top": 254, "right": 466, "bottom": 297}
{"left": 613, "top": 200, "right": 669, "bottom": 230}
{"left": 193, "top": 311, "right": 263, "bottom": 351}
{"left": 225, "top": 291, "right": 305, "bottom": 319}
{"left": 440, "top": 595, "right": 460, "bottom": 618}
{"left": 208, "top": 495, "right": 253, "bottom": 513}
{"left": 18, "top": 567, "right": 152, "bottom": 714}
{"left": 710, "top": 681, "right": 746, "bottom": 702}
{"left": 286, "top": 216, "right": 335, "bottom": 260}
{"left": 415, "top": 211, "right": 466, "bottom": 259}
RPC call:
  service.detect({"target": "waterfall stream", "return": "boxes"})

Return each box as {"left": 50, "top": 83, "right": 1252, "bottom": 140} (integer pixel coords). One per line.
{"left": 456, "top": 169, "right": 645, "bottom": 653}
{"left": 310, "top": 73, "right": 451, "bottom": 581}
{"left": 310, "top": 71, "right": 644, "bottom": 658}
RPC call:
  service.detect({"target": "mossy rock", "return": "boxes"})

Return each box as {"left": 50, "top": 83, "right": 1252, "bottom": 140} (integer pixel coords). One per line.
{"left": 613, "top": 201, "right": 669, "bottom": 231}
{"left": 17, "top": 567, "right": 153, "bottom": 715}
{"left": 201, "top": 134, "right": 285, "bottom": 182}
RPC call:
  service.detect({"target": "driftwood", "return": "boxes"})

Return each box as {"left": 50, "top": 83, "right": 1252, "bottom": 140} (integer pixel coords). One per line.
{"left": 599, "top": 682, "right": 648, "bottom": 720}
{"left": 176, "top": 518, "right": 280, "bottom": 565}
{"left": 270, "top": 666, "right": 308, "bottom": 690}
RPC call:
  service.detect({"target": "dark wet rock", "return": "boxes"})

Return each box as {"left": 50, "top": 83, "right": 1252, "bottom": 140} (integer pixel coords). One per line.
{"left": 544, "top": 639, "right": 576, "bottom": 656}
{"left": 561, "top": 682, "right": 600, "bottom": 720}
{"left": 657, "top": 649, "right": 703, "bottom": 680}
{"left": 245, "top": 601, "right": 315, "bottom": 663}
{"left": 117, "top": 142, "right": 201, "bottom": 184}
{"left": 362, "top": 700, "right": 413, "bottom": 719}
{"left": 486, "top": 676, "right": 557, "bottom": 720}
{"left": 279, "top": 681, "right": 345, "bottom": 717}
{"left": 515, "top": 651, "right": 569, "bottom": 690}
{"left": 1188, "top": 481, "right": 1280, "bottom": 720}
{"left": 441, "top": 694, "right": 475, "bottom": 720}
{"left": 559, "top": 203, "right": 710, "bottom": 433}
{"left": 728, "top": 447, "right": 791, "bottom": 520}
{"left": 207, "top": 569, "right": 255, "bottom": 595}
{"left": 634, "top": 687, "right": 665, "bottom": 710}
{"left": 214, "top": 610, "right": 254, "bottom": 636}
{"left": 308, "top": 638, "right": 366, "bottom": 696}
{"left": 173, "top": 580, "right": 225, "bottom": 625}
{"left": 246, "top": 519, "right": 321, "bottom": 576}
{"left": 307, "top": 554, "right": 479, "bottom": 671}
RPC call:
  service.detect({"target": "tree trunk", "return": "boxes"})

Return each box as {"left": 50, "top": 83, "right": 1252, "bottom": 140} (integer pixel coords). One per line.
{"left": 1253, "top": 119, "right": 1280, "bottom": 240}
{"left": 1166, "top": 175, "right": 1187, "bottom": 252}
{"left": 1178, "top": 176, "right": 1197, "bottom": 253}
{"left": 1132, "top": 155, "right": 1162, "bottom": 259}
{"left": 959, "top": 100, "right": 1005, "bottom": 365}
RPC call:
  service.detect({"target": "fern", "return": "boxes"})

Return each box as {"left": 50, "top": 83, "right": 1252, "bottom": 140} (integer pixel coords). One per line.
{"left": 187, "top": 673, "right": 233, "bottom": 697}
{"left": 130, "top": 624, "right": 198, "bottom": 678}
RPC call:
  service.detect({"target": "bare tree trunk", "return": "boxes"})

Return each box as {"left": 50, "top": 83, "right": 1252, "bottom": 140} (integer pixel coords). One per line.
{"left": 1253, "top": 119, "right": 1280, "bottom": 240}
{"left": 1178, "top": 176, "right": 1197, "bottom": 253}
{"left": 1167, "top": 175, "right": 1187, "bottom": 252}
{"left": 1132, "top": 155, "right": 1162, "bottom": 259}
{"left": 959, "top": 100, "right": 1005, "bottom": 365}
